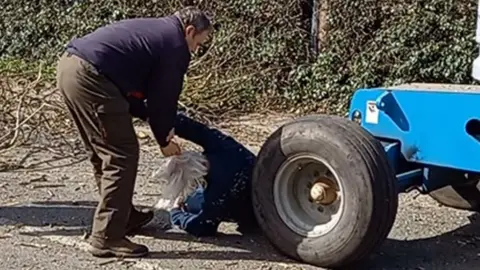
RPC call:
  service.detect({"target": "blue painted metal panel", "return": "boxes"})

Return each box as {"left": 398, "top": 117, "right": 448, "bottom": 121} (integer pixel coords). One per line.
{"left": 397, "top": 169, "right": 423, "bottom": 193}
{"left": 382, "top": 141, "right": 424, "bottom": 193}
{"left": 473, "top": 0, "right": 480, "bottom": 80}
{"left": 382, "top": 141, "right": 401, "bottom": 174}
{"left": 348, "top": 85, "right": 480, "bottom": 173}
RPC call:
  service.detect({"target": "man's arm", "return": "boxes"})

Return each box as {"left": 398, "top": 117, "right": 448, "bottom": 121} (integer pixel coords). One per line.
{"left": 146, "top": 54, "right": 190, "bottom": 147}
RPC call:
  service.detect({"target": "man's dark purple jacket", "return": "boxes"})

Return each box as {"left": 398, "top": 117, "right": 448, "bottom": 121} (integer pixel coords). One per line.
{"left": 65, "top": 15, "right": 191, "bottom": 147}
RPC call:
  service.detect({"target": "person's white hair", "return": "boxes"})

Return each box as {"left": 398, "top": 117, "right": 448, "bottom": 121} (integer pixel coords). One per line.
{"left": 145, "top": 151, "right": 208, "bottom": 230}
{"left": 152, "top": 151, "right": 208, "bottom": 211}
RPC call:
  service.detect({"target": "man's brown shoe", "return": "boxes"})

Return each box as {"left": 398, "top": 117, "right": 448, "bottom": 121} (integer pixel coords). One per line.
{"left": 88, "top": 237, "right": 149, "bottom": 258}
{"left": 126, "top": 208, "right": 154, "bottom": 235}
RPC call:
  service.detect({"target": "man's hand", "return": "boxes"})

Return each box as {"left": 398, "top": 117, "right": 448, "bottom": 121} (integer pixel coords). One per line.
{"left": 161, "top": 140, "right": 181, "bottom": 157}
{"left": 166, "top": 128, "right": 175, "bottom": 142}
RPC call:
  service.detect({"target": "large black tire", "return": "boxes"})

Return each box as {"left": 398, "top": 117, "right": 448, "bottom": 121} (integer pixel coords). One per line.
{"left": 252, "top": 114, "right": 398, "bottom": 269}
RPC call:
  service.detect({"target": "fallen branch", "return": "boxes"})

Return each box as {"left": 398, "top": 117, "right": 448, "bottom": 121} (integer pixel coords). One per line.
{"left": 32, "top": 183, "right": 66, "bottom": 189}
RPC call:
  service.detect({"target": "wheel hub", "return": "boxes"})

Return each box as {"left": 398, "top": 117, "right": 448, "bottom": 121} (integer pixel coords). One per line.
{"left": 273, "top": 154, "right": 344, "bottom": 238}
{"left": 310, "top": 177, "right": 338, "bottom": 205}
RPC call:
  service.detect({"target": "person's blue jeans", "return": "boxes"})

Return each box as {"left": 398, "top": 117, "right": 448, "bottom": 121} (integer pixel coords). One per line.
{"left": 184, "top": 186, "right": 205, "bottom": 214}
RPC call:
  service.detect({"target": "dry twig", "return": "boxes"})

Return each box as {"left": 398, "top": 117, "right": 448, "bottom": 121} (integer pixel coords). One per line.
{"left": 0, "top": 65, "right": 82, "bottom": 171}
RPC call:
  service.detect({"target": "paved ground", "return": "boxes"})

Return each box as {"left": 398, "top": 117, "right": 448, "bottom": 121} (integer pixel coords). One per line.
{"left": 1, "top": 114, "right": 479, "bottom": 270}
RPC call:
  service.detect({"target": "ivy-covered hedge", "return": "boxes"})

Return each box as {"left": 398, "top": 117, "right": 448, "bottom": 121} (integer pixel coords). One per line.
{"left": 295, "top": 0, "right": 479, "bottom": 114}
{"left": 1, "top": 0, "right": 478, "bottom": 115}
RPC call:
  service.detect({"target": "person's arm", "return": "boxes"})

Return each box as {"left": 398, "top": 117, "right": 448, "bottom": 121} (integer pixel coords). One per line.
{"left": 174, "top": 113, "right": 241, "bottom": 153}
{"left": 170, "top": 208, "right": 220, "bottom": 237}
{"left": 146, "top": 53, "right": 190, "bottom": 147}
{"left": 169, "top": 188, "right": 228, "bottom": 237}
{"left": 174, "top": 113, "right": 213, "bottom": 146}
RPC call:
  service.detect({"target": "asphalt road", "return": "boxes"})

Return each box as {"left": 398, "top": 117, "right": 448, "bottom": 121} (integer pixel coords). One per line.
{"left": 1, "top": 114, "right": 479, "bottom": 270}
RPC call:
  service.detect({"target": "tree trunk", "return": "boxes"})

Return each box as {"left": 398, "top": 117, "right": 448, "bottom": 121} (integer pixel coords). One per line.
{"left": 318, "top": 0, "right": 329, "bottom": 48}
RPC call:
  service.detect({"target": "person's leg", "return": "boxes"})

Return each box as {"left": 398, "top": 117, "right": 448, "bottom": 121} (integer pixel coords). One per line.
{"left": 126, "top": 206, "right": 154, "bottom": 236}
{"left": 87, "top": 144, "right": 151, "bottom": 236}
{"left": 225, "top": 158, "right": 259, "bottom": 234}
{"left": 229, "top": 175, "right": 259, "bottom": 234}
{"left": 60, "top": 94, "right": 103, "bottom": 193}
{"left": 91, "top": 154, "right": 103, "bottom": 193}
{"left": 56, "top": 52, "right": 148, "bottom": 257}
{"left": 80, "top": 139, "right": 150, "bottom": 236}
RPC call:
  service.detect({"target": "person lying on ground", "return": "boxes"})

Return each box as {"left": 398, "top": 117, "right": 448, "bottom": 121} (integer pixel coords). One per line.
{"left": 154, "top": 113, "right": 259, "bottom": 237}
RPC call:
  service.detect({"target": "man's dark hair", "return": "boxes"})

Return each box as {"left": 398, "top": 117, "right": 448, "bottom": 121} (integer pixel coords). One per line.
{"left": 174, "top": 7, "right": 212, "bottom": 34}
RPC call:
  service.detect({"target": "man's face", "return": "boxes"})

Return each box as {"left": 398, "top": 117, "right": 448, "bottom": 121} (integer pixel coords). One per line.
{"left": 184, "top": 25, "right": 211, "bottom": 53}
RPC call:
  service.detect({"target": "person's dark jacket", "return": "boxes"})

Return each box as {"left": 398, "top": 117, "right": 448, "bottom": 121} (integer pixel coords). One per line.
{"left": 65, "top": 15, "right": 191, "bottom": 147}
{"left": 169, "top": 113, "right": 258, "bottom": 237}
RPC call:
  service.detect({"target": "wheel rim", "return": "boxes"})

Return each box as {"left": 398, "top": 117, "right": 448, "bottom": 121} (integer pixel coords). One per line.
{"left": 273, "top": 153, "right": 344, "bottom": 238}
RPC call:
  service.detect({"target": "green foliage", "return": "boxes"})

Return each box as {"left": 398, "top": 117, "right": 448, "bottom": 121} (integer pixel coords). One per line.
{"left": 287, "top": 0, "right": 478, "bottom": 114}
{"left": 1, "top": 0, "right": 479, "bottom": 115}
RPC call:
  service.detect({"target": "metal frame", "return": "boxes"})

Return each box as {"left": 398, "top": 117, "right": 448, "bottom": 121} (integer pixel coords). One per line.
{"left": 346, "top": 0, "right": 480, "bottom": 195}
{"left": 348, "top": 83, "right": 480, "bottom": 194}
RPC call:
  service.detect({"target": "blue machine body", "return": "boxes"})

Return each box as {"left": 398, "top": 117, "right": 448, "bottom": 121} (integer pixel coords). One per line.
{"left": 348, "top": 83, "right": 480, "bottom": 193}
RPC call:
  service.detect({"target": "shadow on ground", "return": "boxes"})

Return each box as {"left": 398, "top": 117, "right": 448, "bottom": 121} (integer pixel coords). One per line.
{"left": 1, "top": 201, "right": 479, "bottom": 269}
{"left": 360, "top": 213, "right": 480, "bottom": 270}
{"left": 0, "top": 200, "right": 293, "bottom": 264}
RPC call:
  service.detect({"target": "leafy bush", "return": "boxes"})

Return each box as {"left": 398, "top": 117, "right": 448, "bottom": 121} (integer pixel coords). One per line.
{"left": 1, "top": 0, "right": 478, "bottom": 115}
{"left": 286, "top": 0, "right": 479, "bottom": 114}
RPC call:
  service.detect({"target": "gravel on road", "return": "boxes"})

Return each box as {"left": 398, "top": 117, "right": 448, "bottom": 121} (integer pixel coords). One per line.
{"left": 1, "top": 113, "right": 479, "bottom": 270}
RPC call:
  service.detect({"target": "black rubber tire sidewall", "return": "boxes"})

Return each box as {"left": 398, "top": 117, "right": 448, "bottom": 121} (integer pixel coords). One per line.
{"left": 252, "top": 116, "right": 385, "bottom": 267}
